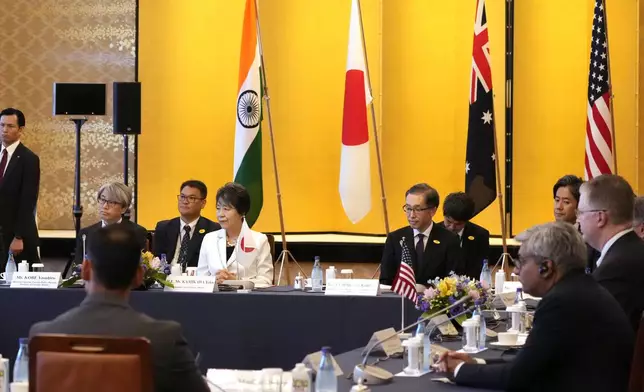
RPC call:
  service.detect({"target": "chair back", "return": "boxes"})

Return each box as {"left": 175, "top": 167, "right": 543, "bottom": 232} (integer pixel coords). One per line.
{"left": 29, "top": 334, "right": 153, "bottom": 392}
{"left": 266, "top": 234, "right": 276, "bottom": 261}
{"left": 629, "top": 317, "right": 644, "bottom": 392}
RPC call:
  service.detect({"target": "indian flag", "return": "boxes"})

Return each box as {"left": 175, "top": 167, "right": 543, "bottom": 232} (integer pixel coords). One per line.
{"left": 339, "top": 0, "right": 372, "bottom": 224}
{"left": 234, "top": 0, "right": 263, "bottom": 228}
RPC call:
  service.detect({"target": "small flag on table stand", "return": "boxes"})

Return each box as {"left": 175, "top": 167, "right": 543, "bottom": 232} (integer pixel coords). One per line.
{"left": 392, "top": 238, "right": 418, "bottom": 329}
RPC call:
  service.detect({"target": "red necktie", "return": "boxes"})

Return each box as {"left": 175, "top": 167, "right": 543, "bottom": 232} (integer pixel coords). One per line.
{"left": 0, "top": 149, "right": 7, "bottom": 180}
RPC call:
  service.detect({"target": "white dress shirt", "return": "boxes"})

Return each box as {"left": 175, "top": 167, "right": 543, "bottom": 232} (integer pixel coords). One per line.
{"left": 171, "top": 218, "right": 199, "bottom": 266}
{"left": 454, "top": 358, "right": 487, "bottom": 377}
{"left": 595, "top": 228, "right": 633, "bottom": 268}
{"left": 101, "top": 218, "right": 122, "bottom": 227}
{"left": 0, "top": 140, "right": 20, "bottom": 175}
{"left": 413, "top": 222, "right": 433, "bottom": 250}
{"left": 457, "top": 227, "right": 464, "bottom": 247}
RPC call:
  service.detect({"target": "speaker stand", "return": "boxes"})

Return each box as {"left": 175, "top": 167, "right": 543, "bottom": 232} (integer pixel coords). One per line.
{"left": 62, "top": 118, "right": 86, "bottom": 278}
{"left": 122, "top": 134, "right": 131, "bottom": 220}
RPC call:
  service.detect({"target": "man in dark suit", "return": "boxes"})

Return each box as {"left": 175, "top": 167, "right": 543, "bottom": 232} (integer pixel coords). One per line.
{"left": 578, "top": 174, "right": 644, "bottom": 330}
{"left": 31, "top": 225, "right": 208, "bottom": 392}
{"left": 380, "top": 183, "right": 461, "bottom": 286}
{"left": 633, "top": 196, "right": 644, "bottom": 239}
{"left": 0, "top": 108, "right": 40, "bottom": 270}
{"left": 439, "top": 192, "right": 489, "bottom": 280}
{"left": 74, "top": 182, "right": 147, "bottom": 264}
{"left": 552, "top": 174, "right": 600, "bottom": 272}
{"left": 437, "top": 222, "right": 634, "bottom": 391}
{"left": 153, "top": 180, "right": 220, "bottom": 272}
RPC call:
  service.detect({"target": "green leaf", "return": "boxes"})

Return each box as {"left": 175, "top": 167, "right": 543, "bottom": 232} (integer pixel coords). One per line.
{"left": 59, "top": 276, "right": 81, "bottom": 288}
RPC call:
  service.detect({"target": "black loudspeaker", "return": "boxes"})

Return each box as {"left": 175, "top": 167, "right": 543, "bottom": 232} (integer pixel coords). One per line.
{"left": 113, "top": 82, "right": 141, "bottom": 135}
{"left": 53, "top": 83, "right": 106, "bottom": 116}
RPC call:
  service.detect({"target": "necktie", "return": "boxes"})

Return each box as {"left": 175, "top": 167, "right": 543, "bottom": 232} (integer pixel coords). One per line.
{"left": 0, "top": 149, "right": 7, "bottom": 180}
{"left": 178, "top": 225, "right": 191, "bottom": 271}
{"left": 416, "top": 233, "right": 425, "bottom": 263}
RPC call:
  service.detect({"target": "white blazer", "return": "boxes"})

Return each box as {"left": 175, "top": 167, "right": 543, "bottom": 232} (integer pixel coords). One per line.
{"left": 197, "top": 228, "right": 273, "bottom": 287}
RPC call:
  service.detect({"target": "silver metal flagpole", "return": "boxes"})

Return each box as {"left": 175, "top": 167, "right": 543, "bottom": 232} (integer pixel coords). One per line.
{"left": 253, "top": 0, "right": 307, "bottom": 285}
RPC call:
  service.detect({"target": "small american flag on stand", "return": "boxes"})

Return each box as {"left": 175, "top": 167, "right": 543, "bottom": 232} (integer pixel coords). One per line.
{"left": 392, "top": 238, "right": 418, "bottom": 305}
{"left": 584, "top": 0, "right": 614, "bottom": 180}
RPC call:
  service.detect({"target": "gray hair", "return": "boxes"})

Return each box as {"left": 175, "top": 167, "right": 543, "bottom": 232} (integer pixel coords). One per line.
{"left": 634, "top": 197, "right": 644, "bottom": 225}
{"left": 516, "top": 222, "right": 587, "bottom": 274}
{"left": 579, "top": 174, "right": 635, "bottom": 225}
{"left": 97, "top": 182, "right": 132, "bottom": 208}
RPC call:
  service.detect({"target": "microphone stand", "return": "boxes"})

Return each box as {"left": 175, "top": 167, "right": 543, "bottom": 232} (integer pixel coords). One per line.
{"left": 352, "top": 296, "right": 472, "bottom": 384}
{"left": 353, "top": 305, "right": 475, "bottom": 385}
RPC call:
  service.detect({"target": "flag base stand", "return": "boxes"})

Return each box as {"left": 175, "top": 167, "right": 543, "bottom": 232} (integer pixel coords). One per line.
{"left": 275, "top": 249, "right": 307, "bottom": 286}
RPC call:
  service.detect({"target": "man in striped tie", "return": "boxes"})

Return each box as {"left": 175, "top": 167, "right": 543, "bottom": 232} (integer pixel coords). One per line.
{"left": 380, "top": 183, "right": 462, "bottom": 288}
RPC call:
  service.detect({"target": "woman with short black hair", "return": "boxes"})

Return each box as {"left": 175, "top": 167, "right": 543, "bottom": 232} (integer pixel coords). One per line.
{"left": 197, "top": 183, "right": 273, "bottom": 286}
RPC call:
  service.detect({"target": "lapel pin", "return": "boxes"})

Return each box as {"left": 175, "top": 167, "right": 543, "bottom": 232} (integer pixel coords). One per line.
{"left": 433, "top": 239, "right": 440, "bottom": 244}
{"left": 199, "top": 229, "right": 205, "bottom": 234}
{"left": 468, "top": 236, "right": 475, "bottom": 240}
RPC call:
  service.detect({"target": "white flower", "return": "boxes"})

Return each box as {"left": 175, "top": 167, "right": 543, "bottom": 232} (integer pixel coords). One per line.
{"left": 151, "top": 257, "right": 162, "bottom": 270}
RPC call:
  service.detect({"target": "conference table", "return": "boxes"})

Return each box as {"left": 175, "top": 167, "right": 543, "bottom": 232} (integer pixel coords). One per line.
{"left": 0, "top": 286, "right": 421, "bottom": 372}
{"left": 335, "top": 339, "right": 514, "bottom": 392}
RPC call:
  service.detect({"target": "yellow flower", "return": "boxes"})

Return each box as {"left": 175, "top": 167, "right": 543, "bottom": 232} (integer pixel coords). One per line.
{"left": 437, "top": 277, "right": 457, "bottom": 297}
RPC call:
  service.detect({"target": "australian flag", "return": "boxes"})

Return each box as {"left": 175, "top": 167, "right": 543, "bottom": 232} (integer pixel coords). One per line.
{"left": 465, "top": 0, "right": 497, "bottom": 217}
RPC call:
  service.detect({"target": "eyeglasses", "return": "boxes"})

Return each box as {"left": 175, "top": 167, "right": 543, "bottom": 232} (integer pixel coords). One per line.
{"left": 97, "top": 197, "right": 121, "bottom": 208}
{"left": 177, "top": 195, "right": 204, "bottom": 204}
{"left": 402, "top": 205, "right": 432, "bottom": 214}
{"left": 575, "top": 208, "right": 607, "bottom": 217}
{"left": 515, "top": 255, "right": 547, "bottom": 269}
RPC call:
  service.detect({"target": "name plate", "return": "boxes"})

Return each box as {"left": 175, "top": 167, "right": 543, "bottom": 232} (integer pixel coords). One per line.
{"left": 164, "top": 276, "right": 217, "bottom": 293}
{"left": 10, "top": 272, "right": 61, "bottom": 289}
{"left": 302, "top": 351, "right": 343, "bottom": 376}
{"left": 429, "top": 314, "right": 459, "bottom": 336}
{"left": 361, "top": 327, "right": 403, "bottom": 357}
{"left": 325, "top": 279, "right": 379, "bottom": 297}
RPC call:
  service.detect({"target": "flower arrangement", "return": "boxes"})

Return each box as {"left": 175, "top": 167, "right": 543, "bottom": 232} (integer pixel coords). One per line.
{"left": 141, "top": 251, "right": 174, "bottom": 288}
{"left": 416, "top": 273, "right": 490, "bottom": 325}
{"left": 60, "top": 251, "right": 174, "bottom": 288}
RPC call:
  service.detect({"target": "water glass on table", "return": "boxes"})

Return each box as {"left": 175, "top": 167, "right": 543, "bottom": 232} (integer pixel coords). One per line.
{"left": 261, "top": 368, "right": 282, "bottom": 392}
{"left": 340, "top": 269, "right": 354, "bottom": 279}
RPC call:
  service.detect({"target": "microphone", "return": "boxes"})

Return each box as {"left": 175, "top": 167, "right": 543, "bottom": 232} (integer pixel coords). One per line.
{"left": 82, "top": 234, "right": 87, "bottom": 262}
{"left": 353, "top": 295, "right": 472, "bottom": 385}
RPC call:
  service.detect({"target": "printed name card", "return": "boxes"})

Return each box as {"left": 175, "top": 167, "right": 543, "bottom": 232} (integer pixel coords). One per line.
{"left": 429, "top": 314, "right": 460, "bottom": 336}
{"left": 10, "top": 272, "right": 61, "bottom": 289}
{"left": 325, "top": 279, "right": 379, "bottom": 297}
{"left": 361, "top": 327, "right": 403, "bottom": 357}
{"left": 303, "top": 351, "right": 344, "bottom": 376}
{"left": 164, "top": 276, "right": 217, "bottom": 293}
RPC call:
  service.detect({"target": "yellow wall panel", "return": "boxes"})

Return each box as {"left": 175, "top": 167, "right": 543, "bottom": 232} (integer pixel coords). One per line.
{"left": 513, "top": 0, "right": 637, "bottom": 235}
{"left": 139, "top": 0, "right": 638, "bottom": 237}
{"left": 139, "top": 0, "right": 383, "bottom": 232}
{"left": 381, "top": 0, "right": 506, "bottom": 235}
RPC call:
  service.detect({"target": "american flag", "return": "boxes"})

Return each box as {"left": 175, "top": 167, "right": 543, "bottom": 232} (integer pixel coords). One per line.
{"left": 585, "top": 0, "right": 614, "bottom": 180}
{"left": 465, "top": 0, "right": 496, "bottom": 217}
{"left": 393, "top": 238, "right": 418, "bottom": 304}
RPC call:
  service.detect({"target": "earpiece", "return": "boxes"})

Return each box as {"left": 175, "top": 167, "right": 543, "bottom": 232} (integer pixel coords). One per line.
{"left": 539, "top": 264, "right": 549, "bottom": 275}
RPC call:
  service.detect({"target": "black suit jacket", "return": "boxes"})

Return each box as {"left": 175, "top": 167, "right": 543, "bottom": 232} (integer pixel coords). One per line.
{"left": 29, "top": 293, "right": 209, "bottom": 392}
{"left": 593, "top": 230, "right": 644, "bottom": 330}
{"left": 438, "top": 221, "right": 489, "bottom": 279}
{"left": 455, "top": 271, "right": 634, "bottom": 391}
{"left": 380, "top": 223, "right": 462, "bottom": 285}
{"left": 75, "top": 220, "right": 148, "bottom": 264}
{"left": 0, "top": 142, "right": 40, "bottom": 268}
{"left": 153, "top": 217, "right": 220, "bottom": 267}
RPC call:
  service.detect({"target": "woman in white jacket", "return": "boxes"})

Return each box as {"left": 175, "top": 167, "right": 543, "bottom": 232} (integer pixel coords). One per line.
{"left": 197, "top": 182, "right": 273, "bottom": 287}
